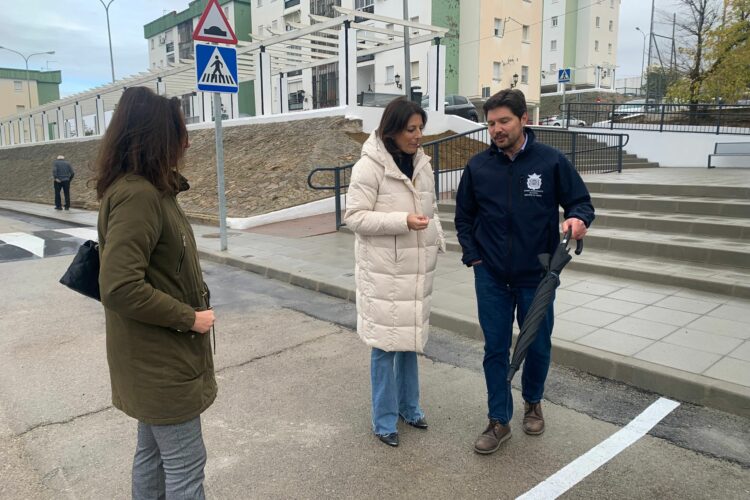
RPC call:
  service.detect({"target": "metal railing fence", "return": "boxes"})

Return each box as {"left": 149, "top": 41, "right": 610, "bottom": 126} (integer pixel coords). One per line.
{"left": 561, "top": 102, "right": 750, "bottom": 135}
{"left": 308, "top": 126, "right": 628, "bottom": 229}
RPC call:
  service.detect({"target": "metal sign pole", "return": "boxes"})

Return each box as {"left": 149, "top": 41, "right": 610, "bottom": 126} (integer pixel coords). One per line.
{"left": 213, "top": 92, "right": 228, "bottom": 251}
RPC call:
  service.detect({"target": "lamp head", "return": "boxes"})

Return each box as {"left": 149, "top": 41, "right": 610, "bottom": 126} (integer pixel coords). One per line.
{"left": 513, "top": 73, "right": 519, "bottom": 84}
{"left": 395, "top": 73, "right": 401, "bottom": 85}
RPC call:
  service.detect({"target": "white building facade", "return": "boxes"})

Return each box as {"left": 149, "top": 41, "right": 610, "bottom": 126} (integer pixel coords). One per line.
{"left": 541, "top": 0, "right": 620, "bottom": 93}
{"left": 252, "top": 0, "right": 433, "bottom": 111}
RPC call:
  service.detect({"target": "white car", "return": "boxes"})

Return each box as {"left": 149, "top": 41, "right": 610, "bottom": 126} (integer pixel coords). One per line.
{"left": 543, "top": 115, "right": 587, "bottom": 127}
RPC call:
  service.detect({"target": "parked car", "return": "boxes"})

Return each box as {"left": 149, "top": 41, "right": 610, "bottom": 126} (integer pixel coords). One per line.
{"left": 421, "top": 94, "right": 479, "bottom": 121}
{"left": 612, "top": 99, "right": 648, "bottom": 118}
{"left": 541, "top": 115, "right": 587, "bottom": 127}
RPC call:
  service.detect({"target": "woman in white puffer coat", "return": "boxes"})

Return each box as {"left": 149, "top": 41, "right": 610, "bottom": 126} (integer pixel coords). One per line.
{"left": 344, "top": 97, "right": 446, "bottom": 448}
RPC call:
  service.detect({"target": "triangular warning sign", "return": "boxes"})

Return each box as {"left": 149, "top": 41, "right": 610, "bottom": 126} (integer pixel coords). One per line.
{"left": 193, "top": 0, "right": 238, "bottom": 44}
{"left": 198, "top": 47, "right": 236, "bottom": 87}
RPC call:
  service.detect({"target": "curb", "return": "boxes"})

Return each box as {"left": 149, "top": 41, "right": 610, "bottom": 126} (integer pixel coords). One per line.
{"left": 198, "top": 249, "right": 750, "bottom": 419}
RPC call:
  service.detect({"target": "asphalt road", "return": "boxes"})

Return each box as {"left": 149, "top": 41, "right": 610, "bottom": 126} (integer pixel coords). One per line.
{"left": 0, "top": 211, "right": 748, "bottom": 499}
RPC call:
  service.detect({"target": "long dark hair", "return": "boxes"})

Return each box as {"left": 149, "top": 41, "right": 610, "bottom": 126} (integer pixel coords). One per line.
{"left": 95, "top": 87, "right": 188, "bottom": 199}
{"left": 376, "top": 97, "right": 427, "bottom": 157}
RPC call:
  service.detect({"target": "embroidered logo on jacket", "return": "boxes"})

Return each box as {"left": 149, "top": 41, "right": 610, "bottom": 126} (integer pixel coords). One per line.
{"left": 524, "top": 173, "right": 543, "bottom": 197}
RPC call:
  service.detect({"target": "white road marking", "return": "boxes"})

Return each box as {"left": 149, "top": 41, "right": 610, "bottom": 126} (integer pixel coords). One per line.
{"left": 0, "top": 232, "right": 46, "bottom": 257}
{"left": 517, "top": 397, "right": 681, "bottom": 500}
{"left": 54, "top": 228, "right": 99, "bottom": 242}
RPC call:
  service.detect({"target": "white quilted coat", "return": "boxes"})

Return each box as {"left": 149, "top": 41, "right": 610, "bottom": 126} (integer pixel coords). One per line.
{"left": 345, "top": 131, "right": 446, "bottom": 353}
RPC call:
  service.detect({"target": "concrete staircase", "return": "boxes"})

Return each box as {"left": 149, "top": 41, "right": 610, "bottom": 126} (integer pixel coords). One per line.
{"left": 437, "top": 181, "right": 750, "bottom": 299}
{"left": 535, "top": 133, "right": 660, "bottom": 170}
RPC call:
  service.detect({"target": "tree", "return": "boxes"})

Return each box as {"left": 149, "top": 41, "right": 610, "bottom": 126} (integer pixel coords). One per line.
{"left": 667, "top": 0, "right": 750, "bottom": 102}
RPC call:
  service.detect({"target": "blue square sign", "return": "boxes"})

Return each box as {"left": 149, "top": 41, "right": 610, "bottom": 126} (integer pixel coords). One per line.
{"left": 196, "top": 43, "right": 238, "bottom": 93}
{"left": 558, "top": 68, "right": 571, "bottom": 83}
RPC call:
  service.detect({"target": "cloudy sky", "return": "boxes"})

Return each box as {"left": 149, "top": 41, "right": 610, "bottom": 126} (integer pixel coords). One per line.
{"left": 1, "top": 0, "right": 661, "bottom": 97}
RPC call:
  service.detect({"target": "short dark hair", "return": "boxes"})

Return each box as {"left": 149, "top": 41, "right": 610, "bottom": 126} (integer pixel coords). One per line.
{"left": 483, "top": 89, "right": 527, "bottom": 119}
{"left": 376, "top": 97, "right": 427, "bottom": 156}
{"left": 95, "top": 87, "right": 188, "bottom": 199}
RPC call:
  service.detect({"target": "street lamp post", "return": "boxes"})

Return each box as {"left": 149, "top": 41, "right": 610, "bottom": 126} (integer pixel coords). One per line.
{"left": 99, "top": 0, "right": 116, "bottom": 83}
{"left": 0, "top": 46, "right": 55, "bottom": 110}
{"left": 636, "top": 27, "right": 647, "bottom": 95}
{"left": 510, "top": 73, "right": 519, "bottom": 89}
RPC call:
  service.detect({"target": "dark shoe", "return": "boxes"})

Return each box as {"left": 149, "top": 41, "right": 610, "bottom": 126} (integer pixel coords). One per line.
{"left": 376, "top": 432, "right": 399, "bottom": 447}
{"left": 474, "top": 419, "right": 511, "bottom": 454}
{"left": 523, "top": 401, "right": 545, "bottom": 435}
{"left": 64, "top": 207, "right": 69, "bottom": 210}
{"left": 54, "top": 207, "right": 62, "bottom": 210}
{"left": 401, "top": 415, "right": 428, "bottom": 429}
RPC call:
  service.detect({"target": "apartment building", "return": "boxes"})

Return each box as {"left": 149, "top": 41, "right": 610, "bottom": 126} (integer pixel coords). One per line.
{"left": 541, "top": 0, "right": 620, "bottom": 92}
{"left": 143, "top": 0, "right": 254, "bottom": 118}
{"left": 459, "top": 0, "right": 543, "bottom": 112}
{"left": 252, "top": 0, "right": 436, "bottom": 111}
{"left": 0, "top": 68, "right": 62, "bottom": 142}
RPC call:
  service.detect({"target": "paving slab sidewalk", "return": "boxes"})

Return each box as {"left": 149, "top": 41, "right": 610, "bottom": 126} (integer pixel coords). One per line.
{"left": 2, "top": 199, "right": 749, "bottom": 418}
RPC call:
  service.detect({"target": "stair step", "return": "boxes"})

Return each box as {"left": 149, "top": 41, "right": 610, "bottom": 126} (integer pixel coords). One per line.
{"left": 591, "top": 193, "right": 750, "bottom": 218}
{"left": 585, "top": 182, "right": 750, "bottom": 199}
{"left": 437, "top": 208, "right": 750, "bottom": 240}
{"left": 442, "top": 226, "right": 749, "bottom": 269}
{"left": 440, "top": 237, "right": 750, "bottom": 299}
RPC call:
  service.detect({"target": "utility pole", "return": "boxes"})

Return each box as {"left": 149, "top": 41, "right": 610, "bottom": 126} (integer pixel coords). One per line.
{"left": 402, "top": 0, "right": 411, "bottom": 100}
{"left": 646, "top": 0, "right": 655, "bottom": 103}
{"left": 99, "top": 0, "right": 116, "bottom": 83}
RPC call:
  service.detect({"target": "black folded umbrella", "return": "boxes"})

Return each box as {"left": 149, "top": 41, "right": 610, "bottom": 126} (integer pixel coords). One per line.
{"left": 507, "top": 228, "right": 583, "bottom": 382}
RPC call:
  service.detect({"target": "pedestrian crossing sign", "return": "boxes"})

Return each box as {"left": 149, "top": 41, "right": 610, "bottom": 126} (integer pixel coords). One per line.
{"left": 558, "top": 68, "right": 571, "bottom": 83}
{"left": 196, "top": 43, "right": 238, "bottom": 93}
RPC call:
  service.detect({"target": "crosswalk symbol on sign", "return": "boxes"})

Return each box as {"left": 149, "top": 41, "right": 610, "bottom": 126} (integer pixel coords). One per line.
{"left": 558, "top": 68, "right": 571, "bottom": 83}
{"left": 196, "top": 43, "right": 238, "bottom": 93}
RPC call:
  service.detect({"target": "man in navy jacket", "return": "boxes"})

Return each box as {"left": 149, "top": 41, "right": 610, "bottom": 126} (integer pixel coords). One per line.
{"left": 455, "top": 89, "right": 594, "bottom": 455}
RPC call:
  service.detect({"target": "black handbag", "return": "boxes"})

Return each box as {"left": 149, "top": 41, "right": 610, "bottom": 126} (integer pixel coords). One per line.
{"left": 59, "top": 240, "right": 101, "bottom": 301}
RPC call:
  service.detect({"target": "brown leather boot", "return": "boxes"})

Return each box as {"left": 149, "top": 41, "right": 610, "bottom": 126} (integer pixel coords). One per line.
{"left": 473, "top": 419, "right": 511, "bottom": 454}
{"left": 523, "top": 401, "right": 545, "bottom": 435}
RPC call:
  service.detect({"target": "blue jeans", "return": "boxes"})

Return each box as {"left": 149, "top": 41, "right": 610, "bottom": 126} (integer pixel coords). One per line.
{"left": 370, "top": 348, "right": 424, "bottom": 436}
{"left": 473, "top": 264, "right": 554, "bottom": 425}
{"left": 132, "top": 416, "right": 207, "bottom": 500}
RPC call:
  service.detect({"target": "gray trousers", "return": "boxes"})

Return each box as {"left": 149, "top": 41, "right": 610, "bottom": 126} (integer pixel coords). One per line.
{"left": 132, "top": 416, "right": 207, "bottom": 500}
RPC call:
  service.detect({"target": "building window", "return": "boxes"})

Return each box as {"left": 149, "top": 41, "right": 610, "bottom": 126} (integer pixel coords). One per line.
{"left": 611, "top": 0, "right": 614, "bottom": 7}
{"left": 257, "top": 0, "right": 262, "bottom": 6}
{"left": 493, "top": 62, "right": 502, "bottom": 81}
{"left": 272, "top": 19, "right": 278, "bottom": 30}
{"left": 386, "top": 65, "right": 394, "bottom": 83}
{"left": 411, "top": 16, "right": 419, "bottom": 35}
{"left": 482, "top": 86, "right": 491, "bottom": 98}
{"left": 385, "top": 23, "right": 394, "bottom": 40}
{"left": 14, "top": 80, "right": 23, "bottom": 91}
{"left": 521, "top": 66, "right": 529, "bottom": 84}
{"left": 522, "top": 25, "right": 529, "bottom": 41}
{"left": 551, "top": 40, "right": 557, "bottom": 51}
{"left": 411, "top": 61, "right": 419, "bottom": 80}
{"left": 355, "top": 0, "right": 374, "bottom": 12}
{"left": 551, "top": 16, "right": 558, "bottom": 27}
{"left": 609, "top": 20, "right": 614, "bottom": 32}
{"left": 17, "top": 105, "right": 25, "bottom": 112}
{"left": 494, "top": 18, "right": 503, "bottom": 37}
{"left": 150, "top": 39, "right": 154, "bottom": 49}
{"left": 167, "top": 54, "right": 175, "bottom": 64}
{"left": 608, "top": 43, "right": 613, "bottom": 54}
{"left": 258, "top": 25, "right": 264, "bottom": 35}
{"left": 596, "top": 16, "right": 600, "bottom": 28}
{"left": 550, "top": 63, "right": 557, "bottom": 73}
{"left": 166, "top": 42, "right": 174, "bottom": 53}
{"left": 595, "top": 40, "right": 599, "bottom": 51}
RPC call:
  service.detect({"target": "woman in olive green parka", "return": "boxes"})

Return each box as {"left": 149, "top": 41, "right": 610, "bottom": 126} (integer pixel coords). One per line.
{"left": 96, "top": 87, "right": 216, "bottom": 499}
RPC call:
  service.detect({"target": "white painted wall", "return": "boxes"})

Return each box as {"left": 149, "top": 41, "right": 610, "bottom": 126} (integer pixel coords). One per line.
{"left": 572, "top": 127, "right": 750, "bottom": 167}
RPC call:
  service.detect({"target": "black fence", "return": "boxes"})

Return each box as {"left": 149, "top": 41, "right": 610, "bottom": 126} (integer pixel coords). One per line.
{"left": 308, "top": 127, "right": 628, "bottom": 229}
{"left": 561, "top": 102, "right": 750, "bottom": 135}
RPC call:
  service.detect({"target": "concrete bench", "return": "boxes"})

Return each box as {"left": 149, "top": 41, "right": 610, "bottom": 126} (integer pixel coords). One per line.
{"left": 708, "top": 142, "right": 750, "bottom": 168}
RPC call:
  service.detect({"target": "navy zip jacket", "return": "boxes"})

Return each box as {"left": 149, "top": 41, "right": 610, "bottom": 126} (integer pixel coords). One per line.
{"left": 454, "top": 127, "right": 594, "bottom": 288}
